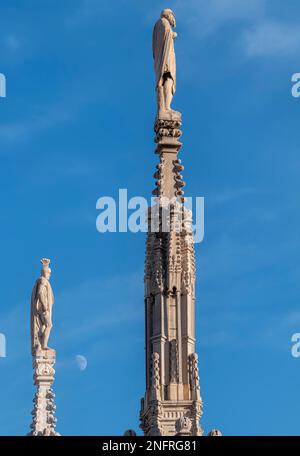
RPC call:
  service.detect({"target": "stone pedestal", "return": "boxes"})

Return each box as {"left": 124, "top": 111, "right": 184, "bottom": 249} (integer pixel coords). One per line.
{"left": 29, "top": 349, "right": 59, "bottom": 436}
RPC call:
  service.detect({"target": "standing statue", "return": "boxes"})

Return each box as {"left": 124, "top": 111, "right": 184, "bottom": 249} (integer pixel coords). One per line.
{"left": 31, "top": 258, "right": 54, "bottom": 354}
{"left": 153, "top": 9, "right": 178, "bottom": 117}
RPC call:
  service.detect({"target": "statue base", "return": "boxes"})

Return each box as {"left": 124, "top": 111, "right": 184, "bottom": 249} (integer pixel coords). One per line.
{"left": 28, "top": 348, "right": 59, "bottom": 436}
{"left": 156, "top": 109, "right": 182, "bottom": 123}
{"left": 154, "top": 110, "right": 182, "bottom": 154}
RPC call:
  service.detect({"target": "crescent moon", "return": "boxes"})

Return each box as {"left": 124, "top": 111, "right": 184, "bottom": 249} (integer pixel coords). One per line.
{"left": 75, "top": 354, "right": 88, "bottom": 371}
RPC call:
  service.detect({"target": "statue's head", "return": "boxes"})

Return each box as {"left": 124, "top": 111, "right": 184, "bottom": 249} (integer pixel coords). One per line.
{"left": 192, "top": 352, "right": 198, "bottom": 362}
{"left": 161, "top": 8, "right": 176, "bottom": 28}
{"left": 41, "top": 258, "right": 51, "bottom": 280}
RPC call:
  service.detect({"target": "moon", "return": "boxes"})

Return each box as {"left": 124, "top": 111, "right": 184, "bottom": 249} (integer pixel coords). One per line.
{"left": 75, "top": 354, "right": 87, "bottom": 371}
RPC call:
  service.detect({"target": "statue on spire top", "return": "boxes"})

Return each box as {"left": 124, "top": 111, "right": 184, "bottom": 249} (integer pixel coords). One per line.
{"left": 153, "top": 9, "right": 180, "bottom": 118}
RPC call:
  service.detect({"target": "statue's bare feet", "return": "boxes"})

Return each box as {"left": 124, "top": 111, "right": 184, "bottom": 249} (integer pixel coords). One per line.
{"left": 156, "top": 108, "right": 181, "bottom": 122}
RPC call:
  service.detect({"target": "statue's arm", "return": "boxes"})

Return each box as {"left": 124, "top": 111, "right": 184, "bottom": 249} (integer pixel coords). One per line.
{"left": 38, "top": 284, "right": 48, "bottom": 313}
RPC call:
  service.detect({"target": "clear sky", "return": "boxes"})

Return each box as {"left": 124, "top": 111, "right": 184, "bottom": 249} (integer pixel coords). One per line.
{"left": 0, "top": 0, "right": 300, "bottom": 436}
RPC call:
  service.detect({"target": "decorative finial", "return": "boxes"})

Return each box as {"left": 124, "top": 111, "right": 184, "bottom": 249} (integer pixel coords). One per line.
{"left": 208, "top": 429, "right": 222, "bottom": 436}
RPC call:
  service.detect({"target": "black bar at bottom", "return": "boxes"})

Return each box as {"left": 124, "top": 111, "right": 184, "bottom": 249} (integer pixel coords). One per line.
{"left": 0, "top": 436, "right": 300, "bottom": 455}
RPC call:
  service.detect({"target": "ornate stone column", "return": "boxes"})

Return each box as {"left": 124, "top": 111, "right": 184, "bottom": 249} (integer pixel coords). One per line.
{"left": 29, "top": 349, "right": 58, "bottom": 435}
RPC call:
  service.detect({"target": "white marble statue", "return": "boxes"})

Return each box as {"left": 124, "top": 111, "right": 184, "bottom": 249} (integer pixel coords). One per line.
{"left": 31, "top": 258, "right": 54, "bottom": 354}
{"left": 153, "top": 9, "right": 178, "bottom": 116}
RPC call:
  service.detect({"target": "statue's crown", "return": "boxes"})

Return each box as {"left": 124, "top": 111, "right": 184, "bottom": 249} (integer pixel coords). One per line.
{"left": 40, "top": 258, "right": 51, "bottom": 274}
{"left": 41, "top": 258, "right": 51, "bottom": 267}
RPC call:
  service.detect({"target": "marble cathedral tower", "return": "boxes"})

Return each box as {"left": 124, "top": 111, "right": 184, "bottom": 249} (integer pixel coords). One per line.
{"left": 140, "top": 9, "right": 204, "bottom": 436}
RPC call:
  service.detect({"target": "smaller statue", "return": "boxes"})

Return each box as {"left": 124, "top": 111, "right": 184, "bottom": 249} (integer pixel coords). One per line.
{"left": 31, "top": 259, "right": 54, "bottom": 354}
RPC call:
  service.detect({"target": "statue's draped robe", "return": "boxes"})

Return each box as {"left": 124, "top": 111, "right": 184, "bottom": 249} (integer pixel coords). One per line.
{"left": 31, "top": 277, "right": 54, "bottom": 353}
{"left": 153, "top": 17, "right": 176, "bottom": 95}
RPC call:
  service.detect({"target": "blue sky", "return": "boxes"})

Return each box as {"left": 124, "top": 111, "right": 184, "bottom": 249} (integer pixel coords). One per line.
{"left": 0, "top": 0, "right": 300, "bottom": 436}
